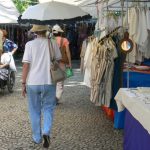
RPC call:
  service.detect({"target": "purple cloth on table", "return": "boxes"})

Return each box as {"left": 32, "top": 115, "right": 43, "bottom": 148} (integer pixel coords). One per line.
{"left": 124, "top": 110, "right": 150, "bottom": 150}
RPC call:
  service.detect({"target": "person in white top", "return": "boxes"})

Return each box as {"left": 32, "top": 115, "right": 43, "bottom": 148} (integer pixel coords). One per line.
{"left": 0, "top": 49, "right": 16, "bottom": 81}
{"left": 22, "top": 25, "right": 61, "bottom": 148}
{"left": 0, "top": 29, "right": 17, "bottom": 86}
{"left": 0, "top": 52, "right": 17, "bottom": 71}
{"left": 0, "top": 30, "right": 9, "bottom": 81}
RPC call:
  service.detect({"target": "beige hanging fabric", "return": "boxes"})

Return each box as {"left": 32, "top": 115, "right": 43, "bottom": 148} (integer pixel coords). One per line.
{"left": 135, "top": 8, "right": 148, "bottom": 47}
{"left": 90, "top": 38, "right": 118, "bottom": 107}
{"left": 124, "top": 5, "right": 150, "bottom": 63}
{"left": 83, "top": 39, "right": 94, "bottom": 88}
{"left": 129, "top": 7, "right": 138, "bottom": 37}
{"left": 146, "top": 8, "right": 150, "bottom": 30}
{"left": 80, "top": 39, "right": 88, "bottom": 74}
{"left": 0, "top": 30, "right": 3, "bottom": 52}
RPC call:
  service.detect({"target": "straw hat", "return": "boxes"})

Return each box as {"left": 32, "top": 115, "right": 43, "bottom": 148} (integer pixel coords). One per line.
{"left": 52, "top": 24, "right": 64, "bottom": 33}
{"left": 30, "top": 24, "right": 49, "bottom": 32}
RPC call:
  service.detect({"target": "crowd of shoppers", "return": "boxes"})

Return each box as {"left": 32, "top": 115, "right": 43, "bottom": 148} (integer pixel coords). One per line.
{"left": 1, "top": 24, "right": 72, "bottom": 148}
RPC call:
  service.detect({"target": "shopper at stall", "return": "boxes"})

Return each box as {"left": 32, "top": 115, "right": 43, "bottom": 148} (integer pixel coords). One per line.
{"left": 0, "top": 50, "right": 16, "bottom": 82}
{"left": 0, "top": 30, "right": 16, "bottom": 80}
{"left": 22, "top": 25, "right": 61, "bottom": 148}
{"left": 52, "top": 24, "right": 72, "bottom": 105}
{"left": 0, "top": 30, "right": 8, "bottom": 81}
{"left": 2, "top": 30, "right": 18, "bottom": 55}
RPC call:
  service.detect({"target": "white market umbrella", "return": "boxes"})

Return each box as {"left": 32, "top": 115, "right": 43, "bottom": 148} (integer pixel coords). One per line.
{"left": 18, "top": 1, "right": 92, "bottom": 25}
{"left": 0, "top": 0, "right": 20, "bottom": 24}
{"left": 39, "top": 0, "right": 84, "bottom": 5}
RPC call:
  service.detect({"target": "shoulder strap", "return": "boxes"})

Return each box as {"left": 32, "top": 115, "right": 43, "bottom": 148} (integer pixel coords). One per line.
{"left": 60, "top": 37, "right": 64, "bottom": 49}
{"left": 48, "top": 39, "right": 55, "bottom": 62}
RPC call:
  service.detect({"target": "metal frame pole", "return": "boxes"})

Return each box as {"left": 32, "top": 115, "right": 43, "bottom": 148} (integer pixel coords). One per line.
{"left": 126, "top": 0, "right": 130, "bottom": 89}
{"left": 121, "top": 0, "right": 124, "bottom": 37}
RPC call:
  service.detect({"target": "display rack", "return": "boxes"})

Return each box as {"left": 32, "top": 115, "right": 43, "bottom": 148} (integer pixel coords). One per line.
{"left": 81, "top": 0, "right": 150, "bottom": 88}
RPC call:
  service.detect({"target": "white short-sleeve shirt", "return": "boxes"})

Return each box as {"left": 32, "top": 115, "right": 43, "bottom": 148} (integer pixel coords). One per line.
{"left": 22, "top": 37, "right": 61, "bottom": 85}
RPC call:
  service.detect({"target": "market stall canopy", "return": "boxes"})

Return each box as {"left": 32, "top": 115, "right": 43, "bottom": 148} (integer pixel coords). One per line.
{"left": 79, "top": 0, "right": 150, "bottom": 17}
{"left": 78, "top": 0, "right": 98, "bottom": 18}
{"left": 39, "top": 0, "right": 85, "bottom": 5}
{"left": 39, "top": 0, "right": 98, "bottom": 17}
{"left": 18, "top": 1, "right": 92, "bottom": 25}
{"left": 101, "top": 0, "right": 150, "bottom": 8}
{"left": 78, "top": 0, "right": 122, "bottom": 18}
{"left": 0, "top": 0, "right": 20, "bottom": 24}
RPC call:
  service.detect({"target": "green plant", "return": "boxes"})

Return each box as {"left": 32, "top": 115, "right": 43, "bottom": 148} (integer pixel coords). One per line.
{"left": 13, "top": 0, "right": 38, "bottom": 14}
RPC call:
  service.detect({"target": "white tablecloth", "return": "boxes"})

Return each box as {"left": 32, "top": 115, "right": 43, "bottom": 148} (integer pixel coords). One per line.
{"left": 115, "top": 88, "right": 150, "bottom": 134}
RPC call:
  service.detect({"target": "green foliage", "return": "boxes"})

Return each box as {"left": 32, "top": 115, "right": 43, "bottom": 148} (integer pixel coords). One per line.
{"left": 13, "top": 0, "right": 38, "bottom": 14}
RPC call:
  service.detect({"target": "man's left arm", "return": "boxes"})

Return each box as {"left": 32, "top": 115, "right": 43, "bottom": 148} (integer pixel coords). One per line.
{"left": 22, "top": 63, "right": 30, "bottom": 97}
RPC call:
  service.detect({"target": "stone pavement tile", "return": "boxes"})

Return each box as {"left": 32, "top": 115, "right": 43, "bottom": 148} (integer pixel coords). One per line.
{"left": 0, "top": 63, "right": 123, "bottom": 150}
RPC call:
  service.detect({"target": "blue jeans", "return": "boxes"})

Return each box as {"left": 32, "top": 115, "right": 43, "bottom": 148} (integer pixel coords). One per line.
{"left": 26, "top": 85, "right": 56, "bottom": 143}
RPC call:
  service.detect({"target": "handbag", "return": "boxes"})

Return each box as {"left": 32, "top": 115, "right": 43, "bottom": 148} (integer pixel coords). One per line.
{"left": 48, "top": 39, "right": 66, "bottom": 84}
{"left": 65, "top": 67, "right": 73, "bottom": 78}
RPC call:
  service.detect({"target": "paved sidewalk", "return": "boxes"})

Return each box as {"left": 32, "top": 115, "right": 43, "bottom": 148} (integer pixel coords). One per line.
{"left": 0, "top": 61, "right": 123, "bottom": 150}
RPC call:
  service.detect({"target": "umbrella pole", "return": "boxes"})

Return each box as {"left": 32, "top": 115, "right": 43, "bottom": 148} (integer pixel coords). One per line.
{"left": 126, "top": 0, "right": 130, "bottom": 89}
